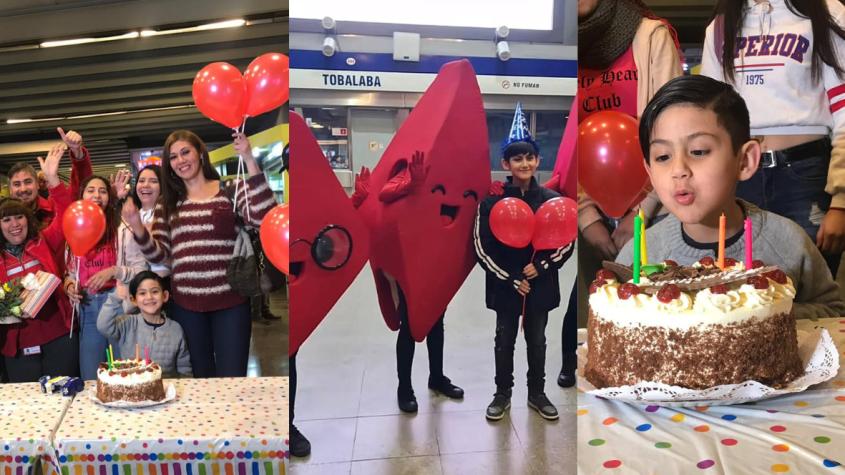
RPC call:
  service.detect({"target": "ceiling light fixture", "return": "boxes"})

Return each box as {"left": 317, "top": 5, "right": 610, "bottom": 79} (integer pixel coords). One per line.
{"left": 140, "top": 19, "right": 246, "bottom": 37}
{"left": 40, "top": 31, "right": 140, "bottom": 48}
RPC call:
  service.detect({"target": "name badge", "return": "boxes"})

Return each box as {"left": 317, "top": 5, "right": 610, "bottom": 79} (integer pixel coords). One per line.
{"left": 23, "top": 346, "right": 41, "bottom": 356}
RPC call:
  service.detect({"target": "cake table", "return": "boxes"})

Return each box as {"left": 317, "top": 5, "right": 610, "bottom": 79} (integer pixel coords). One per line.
{"left": 52, "top": 377, "right": 289, "bottom": 475}
{"left": 578, "top": 318, "right": 845, "bottom": 473}
{"left": 0, "top": 383, "right": 71, "bottom": 474}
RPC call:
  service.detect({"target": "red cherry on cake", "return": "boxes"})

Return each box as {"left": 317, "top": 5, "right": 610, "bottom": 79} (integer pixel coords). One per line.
{"left": 589, "top": 279, "right": 607, "bottom": 294}
{"left": 764, "top": 269, "right": 788, "bottom": 284}
{"left": 710, "top": 284, "right": 729, "bottom": 294}
{"left": 699, "top": 256, "right": 715, "bottom": 267}
{"left": 617, "top": 283, "right": 640, "bottom": 300}
{"left": 746, "top": 275, "right": 770, "bottom": 289}
{"left": 663, "top": 259, "right": 678, "bottom": 267}
{"left": 751, "top": 260, "right": 765, "bottom": 269}
{"left": 595, "top": 269, "right": 617, "bottom": 281}
{"left": 656, "top": 284, "right": 681, "bottom": 303}
{"left": 723, "top": 257, "right": 738, "bottom": 267}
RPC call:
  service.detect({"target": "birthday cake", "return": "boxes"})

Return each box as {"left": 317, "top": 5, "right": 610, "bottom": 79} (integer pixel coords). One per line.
{"left": 96, "top": 359, "right": 166, "bottom": 403}
{"left": 585, "top": 258, "right": 804, "bottom": 390}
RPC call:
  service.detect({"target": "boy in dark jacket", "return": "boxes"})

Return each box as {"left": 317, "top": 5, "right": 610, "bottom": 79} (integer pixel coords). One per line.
{"left": 474, "top": 106, "right": 574, "bottom": 421}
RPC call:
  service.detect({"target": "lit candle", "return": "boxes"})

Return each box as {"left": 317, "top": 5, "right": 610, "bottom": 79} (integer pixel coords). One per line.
{"left": 633, "top": 214, "right": 642, "bottom": 284}
{"left": 744, "top": 217, "right": 753, "bottom": 268}
{"left": 718, "top": 213, "right": 726, "bottom": 269}
{"left": 639, "top": 209, "right": 647, "bottom": 266}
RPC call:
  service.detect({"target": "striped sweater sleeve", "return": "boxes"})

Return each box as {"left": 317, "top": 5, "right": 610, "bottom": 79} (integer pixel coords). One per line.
{"left": 823, "top": 6, "right": 845, "bottom": 208}
{"left": 474, "top": 201, "right": 524, "bottom": 293}
{"left": 230, "top": 173, "right": 277, "bottom": 227}
{"left": 134, "top": 204, "right": 171, "bottom": 264}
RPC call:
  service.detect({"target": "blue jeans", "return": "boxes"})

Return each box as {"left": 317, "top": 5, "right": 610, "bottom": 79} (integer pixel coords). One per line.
{"left": 79, "top": 291, "right": 120, "bottom": 381}
{"left": 736, "top": 144, "right": 841, "bottom": 277}
{"left": 169, "top": 301, "right": 251, "bottom": 378}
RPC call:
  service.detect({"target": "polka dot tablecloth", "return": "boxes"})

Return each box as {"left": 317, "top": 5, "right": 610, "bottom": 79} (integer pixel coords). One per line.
{"left": 578, "top": 318, "right": 845, "bottom": 474}
{"left": 0, "top": 382, "right": 72, "bottom": 474}
{"left": 53, "top": 377, "right": 289, "bottom": 475}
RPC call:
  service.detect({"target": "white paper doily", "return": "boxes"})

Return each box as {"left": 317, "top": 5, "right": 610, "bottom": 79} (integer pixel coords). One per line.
{"left": 89, "top": 382, "right": 176, "bottom": 408}
{"left": 577, "top": 328, "right": 839, "bottom": 406}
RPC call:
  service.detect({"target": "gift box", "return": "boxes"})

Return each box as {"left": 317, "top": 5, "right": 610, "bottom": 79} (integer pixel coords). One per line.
{"left": 19, "top": 271, "right": 61, "bottom": 318}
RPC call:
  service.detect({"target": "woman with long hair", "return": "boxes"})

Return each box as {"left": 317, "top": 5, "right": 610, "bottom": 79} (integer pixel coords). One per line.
{"left": 64, "top": 175, "right": 127, "bottom": 380}
{"left": 702, "top": 0, "right": 845, "bottom": 276}
{"left": 122, "top": 130, "right": 275, "bottom": 377}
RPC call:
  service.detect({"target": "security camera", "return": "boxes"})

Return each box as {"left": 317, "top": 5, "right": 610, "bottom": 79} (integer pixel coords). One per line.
{"left": 323, "top": 37, "right": 337, "bottom": 57}
{"left": 322, "top": 16, "right": 336, "bottom": 30}
{"left": 497, "top": 40, "right": 511, "bottom": 61}
{"left": 496, "top": 25, "right": 510, "bottom": 39}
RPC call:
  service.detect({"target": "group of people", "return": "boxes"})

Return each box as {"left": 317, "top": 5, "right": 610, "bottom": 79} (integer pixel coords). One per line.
{"left": 578, "top": 0, "right": 845, "bottom": 319}
{"left": 0, "top": 127, "right": 277, "bottom": 383}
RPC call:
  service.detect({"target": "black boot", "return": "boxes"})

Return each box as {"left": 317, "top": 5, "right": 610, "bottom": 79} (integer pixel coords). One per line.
{"left": 290, "top": 425, "right": 311, "bottom": 457}
{"left": 397, "top": 387, "right": 418, "bottom": 413}
{"left": 558, "top": 351, "right": 576, "bottom": 388}
{"left": 428, "top": 375, "right": 464, "bottom": 399}
{"left": 486, "top": 391, "right": 511, "bottom": 421}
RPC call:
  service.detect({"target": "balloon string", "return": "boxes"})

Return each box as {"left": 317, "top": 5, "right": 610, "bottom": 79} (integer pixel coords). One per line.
{"left": 69, "top": 258, "right": 79, "bottom": 339}
{"left": 520, "top": 250, "right": 537, "bottom": 332}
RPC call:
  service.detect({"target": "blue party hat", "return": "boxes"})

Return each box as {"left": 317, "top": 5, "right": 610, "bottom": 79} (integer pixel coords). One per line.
{"left": 501, "top": 102, "right": 539, "bottom": 156}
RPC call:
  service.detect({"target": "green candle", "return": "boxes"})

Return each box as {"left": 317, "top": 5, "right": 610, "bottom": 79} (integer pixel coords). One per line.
{"left": 633, "top": 214, "right": 642, "bottom": 284}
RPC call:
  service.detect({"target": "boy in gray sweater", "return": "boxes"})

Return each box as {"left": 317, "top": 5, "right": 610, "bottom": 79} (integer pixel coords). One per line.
{"left": 616, "top": 75, "right": 845, "bottom": 319}
{"left": 97, "top": 271, "right": 192, "bottom": 376}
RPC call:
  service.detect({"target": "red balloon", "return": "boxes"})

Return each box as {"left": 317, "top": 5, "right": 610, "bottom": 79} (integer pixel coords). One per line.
{"left": 192, "top": 62, "right": 246, "bottom": 129}
{"left": 244, "top": 53, "right": 290, "bottom": 117}
{"left": 62, "top": 200, "right": 106, "bottom": 257}
{"left": 577, "top": 111, "right": 649, "bottom": 218}
{"left": 490, "top": 198, "right": 534, "bottom": 248}
{"left": 532, "top": 197, "right": 577, "bottom": 250}
{"left": 260, "top": 204, "right": 290, "bottom": 275}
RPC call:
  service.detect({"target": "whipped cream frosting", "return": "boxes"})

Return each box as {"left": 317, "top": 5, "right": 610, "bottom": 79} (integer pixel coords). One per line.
{"left": 589, "top": 270, "right": 795, "bottom": 330}
{"left": 97, "top": 359, "right": 162, "bottom": 385}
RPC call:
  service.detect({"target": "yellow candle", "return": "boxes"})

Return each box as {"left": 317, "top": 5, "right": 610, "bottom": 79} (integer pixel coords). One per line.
{"left": 718, "top": 213, "right": 726, "bottom": 269}
{"left": 639, "top": 209, "right": 647, "bottom": 266}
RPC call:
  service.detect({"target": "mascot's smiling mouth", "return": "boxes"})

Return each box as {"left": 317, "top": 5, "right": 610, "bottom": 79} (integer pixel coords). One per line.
{"left": 440, "top": 204, "right": 459, "bottom": 226}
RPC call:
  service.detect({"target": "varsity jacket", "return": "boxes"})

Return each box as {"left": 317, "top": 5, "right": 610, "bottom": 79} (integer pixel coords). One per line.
{"left": 475, "top": 177, "right": 574, "bottom": 314}
{"left": 701, "top": 0, "right": 845, "bottom": 208}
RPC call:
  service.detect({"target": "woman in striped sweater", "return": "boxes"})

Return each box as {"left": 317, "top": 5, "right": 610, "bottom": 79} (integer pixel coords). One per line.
{"left": 121, "top": 130, "right": 275, "bottom": 377}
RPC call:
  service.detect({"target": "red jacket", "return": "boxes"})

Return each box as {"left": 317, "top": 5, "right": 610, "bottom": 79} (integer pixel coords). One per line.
{"left": 1, "top": 183, "right": 73, "bottom": 357}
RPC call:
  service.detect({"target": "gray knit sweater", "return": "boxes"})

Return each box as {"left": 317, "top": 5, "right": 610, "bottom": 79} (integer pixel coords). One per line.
{"left": 616, "top": 201, "right": 845, "bottom": 319}
{"left": 97, "top": 308, "right": 192, "bottom": 377}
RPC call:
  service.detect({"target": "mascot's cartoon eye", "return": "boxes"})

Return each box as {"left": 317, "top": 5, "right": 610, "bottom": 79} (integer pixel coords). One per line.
{"left": 431, "top": 184, "right": 446, "bottom": 195}
{"left": 463, "top": 190, "right": 478, "bottom": 201}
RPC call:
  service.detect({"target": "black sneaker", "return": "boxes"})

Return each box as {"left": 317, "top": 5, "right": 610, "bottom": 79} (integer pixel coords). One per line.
{"left": 397, "top": 388, "right": 418, "bottom": 413}
{"left": 485, "top": 394, "right": 511, "bottom": 421}
{"left": 528, "top": 393, "right": 559, "bottom": 420}
{"left": 290, "top": 425, "right": 311, "bottom": 457}
{"left": 428, "top": 376, "right": 464, "bottom": 399}
{"left": 557, "top": 367, "right": 575, "bottom": 388}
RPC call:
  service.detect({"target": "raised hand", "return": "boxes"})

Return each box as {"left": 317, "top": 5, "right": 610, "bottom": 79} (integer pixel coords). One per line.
{"left": 351, "top": 166, "right": 371, "bottom": 209}
{"left": 57, "top": 127, "right": 83, "bottom": 158}
{"left": 409, "top": 150, "right": 427, "bottom": 187}
{"left": 232, "top": 131, "right": 254, "bottom": 160}
{"left": 110, "top": 169, "right": 132, "bottom": 200}
{"left": 121, "top": 198, "right": 144, "bottom": 236}
{"left": 36, "top": 143, "right": 66, "bottom": 188}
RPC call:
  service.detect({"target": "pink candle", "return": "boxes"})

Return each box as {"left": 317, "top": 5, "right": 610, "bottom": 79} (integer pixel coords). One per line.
{"left": 144, "top": 346, "right": 150, "bottom": 364}
{"left": 744, "top": 218, "right": 753, "bottom": 268}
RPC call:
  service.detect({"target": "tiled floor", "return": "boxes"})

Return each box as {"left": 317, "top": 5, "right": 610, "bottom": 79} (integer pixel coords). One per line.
{"left": 248, "top": 287, "right": 289, "bottom": 377}
{"left": 291, "top": 255, "right": 577, "bottom": 475}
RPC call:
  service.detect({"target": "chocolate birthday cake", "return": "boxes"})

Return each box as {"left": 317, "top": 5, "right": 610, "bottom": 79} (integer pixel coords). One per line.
{"left": 96, "top": 359, "right": 166, "bottom": 403}
{"left": 585, "top": 258, "right": 803, "bottom": 390}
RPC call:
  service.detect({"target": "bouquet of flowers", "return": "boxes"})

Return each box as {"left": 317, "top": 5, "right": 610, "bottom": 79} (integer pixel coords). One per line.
{"left": 0, "top": 278, "right": 25, "bottom": 324}
{"left": 0, "top": 272, "right": 61, "bottom": 324}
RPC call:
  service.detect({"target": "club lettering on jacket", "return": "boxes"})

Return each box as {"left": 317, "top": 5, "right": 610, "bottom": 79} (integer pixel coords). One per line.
{"left": 735, "top": 33, "right": 810, "bottom": 62}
